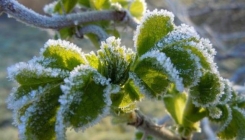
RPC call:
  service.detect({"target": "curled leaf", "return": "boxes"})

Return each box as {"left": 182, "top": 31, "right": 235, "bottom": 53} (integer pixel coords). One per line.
{"left": 161, "top": 46, "right": 202, "bottom": 87}
{"left": 134, "top": 51, "right": 184, "bottom": 98}
{"left": 190, "top": 72, "right": 224, "bottom": 107}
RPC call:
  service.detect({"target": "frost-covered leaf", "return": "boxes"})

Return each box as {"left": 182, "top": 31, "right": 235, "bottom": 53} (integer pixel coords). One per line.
{"left": 85, "top": 51, "right": 101, "bottom": 70}
{"left": 111, "top": 74, "right": 144, "bottom": 114}
{"left": 129, "top": 0, "right": 146, "bottom": 21}
{"left": 133, "top": 51, "right": 184, "bottom": 98}
{"left": 208, "top": 105, "right": 232, "bottom": 132}
{"left": 161, "top": 46, "right": 202, "bottom": 87}
{"left": 134, "top": 10, "right": 174, "bottom": 56}
{"left": 97, "top": 37, "right": 135, "bottom": 84}
{"left": 217, "top": 107, "right": 245, "bottom": 139}
{"left": 18, "top": 84, "right": 62, "bottom": 140}
{"left": 163, "top": 84, "right": 187, "bottom": 125}
{"left": 230, "top": 107, "right": 245, "bottom": 139}
{"left": 111, "top": 92, "right": 137, "bottom": 114}
{"left": 7, "top": 60, "right": 68, "bottom": 110}
{"left": 56, "top": 65, "right": 111, "bottom": 138}
{"left": 154, "top": 24, "right": 218, "bottom": 74}
{"left": 7, "top": 61, "right": 68, "bottom": 86}
{"left": 190, "top": 72, "right": 224, "bottom": 107}
{"left": 219, "top": 79, "right": 233, "bottom": 104}
{"left": 41, "top": 39, "right": 87, "bottom": 70}
{"left": 154, "top": 24, "right": 200, "bottom": 50}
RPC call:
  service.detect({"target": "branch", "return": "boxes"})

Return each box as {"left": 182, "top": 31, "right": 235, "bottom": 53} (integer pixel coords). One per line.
{"left": 0, "top": 0, "right": 137, "bottom": 30}
{"left": 201, "top": 118, "right": 216, "bottom": 140}
{"left": 77, "top": 25, "right": 109, "bottom": 42}
{"left": 128, "top": 110, "right": 181, "bottom": 140}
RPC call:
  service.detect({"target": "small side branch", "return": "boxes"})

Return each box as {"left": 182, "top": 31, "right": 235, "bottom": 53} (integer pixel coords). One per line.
{"left": 201, "top": 118, "right": 216, "bottom": 140}
{"left": 128, "top": 110, "right": 181, "bottom": 140}
{"left": 78, "top": 25, "right": 109, "bottom": 41}
{"left": 0, "top": 0, "right": 137, "bottom": 29}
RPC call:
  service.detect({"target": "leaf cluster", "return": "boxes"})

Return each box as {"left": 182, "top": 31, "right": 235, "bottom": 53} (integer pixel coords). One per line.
{"left": 7, "top": 8, "right": 245, "bottom": 140}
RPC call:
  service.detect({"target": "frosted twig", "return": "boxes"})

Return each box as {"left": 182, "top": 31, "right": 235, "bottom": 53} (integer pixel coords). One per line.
{"left": 0, "top": 0, "right": 137, "bottom": 29}
{"left": 78, "top": 25, "right": 109, "bottom": 42}
{"left": 128, "top": 110, "right": 181, "bottom": 140}
{"left": 201, "top": 118, "right": 216, "bottom": 140}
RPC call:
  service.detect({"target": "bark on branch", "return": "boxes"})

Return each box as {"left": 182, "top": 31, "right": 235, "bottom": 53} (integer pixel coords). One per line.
{"left": 128, "top": 110, "right": 181, "bottom": 140}
{"left": 0, "top": 0, "right": 137, "bottom": 30}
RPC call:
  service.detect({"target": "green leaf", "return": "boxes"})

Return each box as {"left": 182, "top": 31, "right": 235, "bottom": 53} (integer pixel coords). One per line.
{"left": 54, "top": 0, "right": 78, "bottom": 13}
{"left": 190, "top": 71, "right": 224, "bottom": 107}
{"left": 78, "top": 0, "right": 90, "bottom": 7}
{"left": 161, "top": 46, "right": 202, "bottom": 87}
{"left": 217, "top": 107, "right": 245, "bottom": 139}
{"left": 219, "top": 79, "right": 233, "bottom": 104}
{"left": 41, "top": 39, "right": 87, "bottom": 70}
{"left": 133, "top": 51, "right": 184, "bottom": 98}
{"left": 208, "top": 105, "right": 232, "bottom": 132}
{"left": 56, "top": 65, "right": 111, "bottom": 135}
{"left": 85, "top": 51, "right": 101, "bottom": 70}
{"left": 18, "top": 84, "right": 62, "bottom": 140}
{"left": 179, "top": 98, "right": 206, "bottom": 137}
{"left": 154, "top": 24, "right": 199, "bottom": 50}
{"left": 154, "top": 24, "right": 217, "bottom": 73}
{"left": 230, "top": 107, "right": 245, "bottom": 139}
{"left": 129, "top": 0, "right": 146, "bottom": 21}
{"left": 158, "top": 41, "right": 213, "bottom": 72}
{"left": 163, "top": 84, "right": 187, "bottom": 125}
{"left": 111, "top": 74, "right": 144, "bottom": 114}
{"left": 90, "top": 0, "right": 110, "bottom": 10}
{"left": 14, "top": 66, "right": 65, "bottom": 86}
{"left": 58, "top": 27, "right": 74, "bottom": 39}
{"left": 134, "top": 10, "right": 174, "bottom": 56}
{"left": 110, "top": 92, "right": 137, "bottom": 114}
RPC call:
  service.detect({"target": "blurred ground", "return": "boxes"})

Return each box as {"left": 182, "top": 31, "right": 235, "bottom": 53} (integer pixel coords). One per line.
{"left": 1, "top": 0, "right": 245, "bottom": 140}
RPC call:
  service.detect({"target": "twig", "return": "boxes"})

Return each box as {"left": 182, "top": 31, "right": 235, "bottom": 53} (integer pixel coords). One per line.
{"left": 128, "top": 110, "right": 181, "bottom": 140}
{"left": 0, "top": 0, "right": 137, "bottom": 30}
{"left": 201, "top": 118, "right": 216, "bottom": 140}
{"left": 158, "top": 115, "right": 171, "bottom": 125}
{"left": 78, "top": 25, "right": 109, "bottom": 42}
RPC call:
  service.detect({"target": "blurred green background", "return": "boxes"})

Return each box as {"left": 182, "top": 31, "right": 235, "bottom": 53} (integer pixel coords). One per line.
{"left": 0, "top": 0, "right": 244, "bottom": 139}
